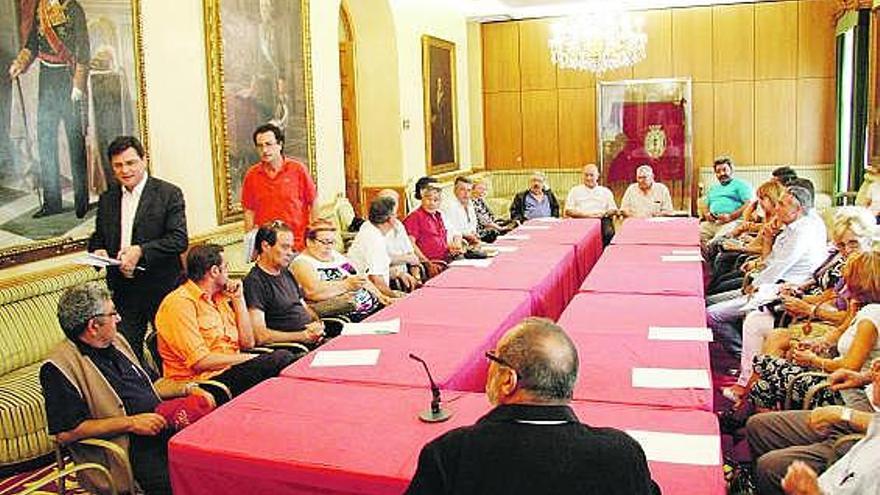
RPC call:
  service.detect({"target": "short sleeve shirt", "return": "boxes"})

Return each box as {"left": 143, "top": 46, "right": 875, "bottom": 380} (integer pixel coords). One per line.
{"left": 403, "top": 207, "right": 449, "bottom": 260}
{"left": 620, "top": 183, "right": 673, "bottom": 218}
{"left": 441, "top": 199, "right": 478, "bottom": 238}
{"left": 385, "top": 218, "right": 415, "bottom": 258}
{"left": 707, "top": 178, "right": 753, "bottom": 215}
{"left": 565, "top": 184, "right": 617, "bottom": 215}
{"left": 155, "top": 280, "right": 242, "bottom": 381}
{"left": 241, "top": 157, "right": 317, "bottom": 251}
{"left": 243, "top": 265, "right": 314, "bottom": 331}
{"left": 347, "top": 221, "right": 391, "bottom": 283}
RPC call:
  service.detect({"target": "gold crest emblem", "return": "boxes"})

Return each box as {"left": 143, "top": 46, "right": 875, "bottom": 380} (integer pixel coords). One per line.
{"left": 644, "top": 125, "right": 667, "bottom": 160}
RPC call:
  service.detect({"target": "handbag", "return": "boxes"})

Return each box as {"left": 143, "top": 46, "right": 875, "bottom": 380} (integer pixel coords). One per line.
{"left": 309, "top": 293, "right": 357, "bottom": 318}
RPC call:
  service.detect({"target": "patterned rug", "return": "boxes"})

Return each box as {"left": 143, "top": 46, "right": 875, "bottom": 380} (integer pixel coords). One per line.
{"left": 0, "top": 457, "right": 87, "bottom": 495}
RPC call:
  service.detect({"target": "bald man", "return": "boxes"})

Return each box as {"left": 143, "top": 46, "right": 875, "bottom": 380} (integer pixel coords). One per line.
{"left": 406, "top": 318, "right": 660, "bottom": 495}
{"left": 620, "top": 165, "right": 674, "bottom": 218}
{"left": 565, "top": 164, "right": 618, "bottom": 245}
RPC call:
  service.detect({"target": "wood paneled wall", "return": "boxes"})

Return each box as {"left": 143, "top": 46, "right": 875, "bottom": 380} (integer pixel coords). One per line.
{"left": 481, "top": 0, "right": 838, "bottom": 171}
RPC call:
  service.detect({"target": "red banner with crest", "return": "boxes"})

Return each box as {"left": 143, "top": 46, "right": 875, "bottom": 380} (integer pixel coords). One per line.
{"left": 607, "top": 101, "right": 685, "bottom": 183}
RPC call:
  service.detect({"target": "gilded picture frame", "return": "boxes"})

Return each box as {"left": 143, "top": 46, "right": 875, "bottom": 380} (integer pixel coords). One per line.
{"left": 0, "top": 0, "right": 149, "bottom": 268}
{"left": 421, "top": 35, "right": 458, "bottom": 174}
{"left": 204, "top": 0, "right": 316, "bottom": 225}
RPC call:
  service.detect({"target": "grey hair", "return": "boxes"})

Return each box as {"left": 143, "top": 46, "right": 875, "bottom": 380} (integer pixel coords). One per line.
{"left": 57, "top": 282, "right": 112, "bottom": 340}
{"left": 832, "top": 206, "right": 877, "bottom": 244}
{"left": 499, "top": 317, "right": 579, "bottom": 401}
{"left": 369, "top": 196, "right": 396, "bottom": 224}
{"left": 786, "top": 184, "right": 814, "bottom": 210}
{"left": 636, "top": 164, "right": 654, "bottom": 177}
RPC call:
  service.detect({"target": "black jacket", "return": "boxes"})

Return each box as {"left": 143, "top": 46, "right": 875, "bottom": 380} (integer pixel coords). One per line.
{"left": 509, "top": 189, "right": 560, "bottom": 224}
{"left": 406, "top": 404, "right": 661, "bottom": 495}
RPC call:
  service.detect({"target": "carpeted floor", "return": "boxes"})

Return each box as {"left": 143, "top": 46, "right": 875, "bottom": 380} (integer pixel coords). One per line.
{"left": 0, "top": 457, "right": 87, "bottom": 495}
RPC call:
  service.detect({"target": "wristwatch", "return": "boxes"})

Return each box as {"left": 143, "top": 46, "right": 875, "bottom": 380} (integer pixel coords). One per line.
{"left": 840, "top": 407, "right": 853, "bottom": 423}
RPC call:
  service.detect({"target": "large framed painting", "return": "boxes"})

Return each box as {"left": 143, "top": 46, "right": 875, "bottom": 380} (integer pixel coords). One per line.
{"left": 421, "top": 35, "right": 458, "bottom": 174}
{"left": 0, "top": 0, "right": 147, "bottom": 267}
{"left": 204, "top": 0, "right": 315, "bottom": 225}
{"left": 597, "top": 78, "right": 695, "bottom": 214}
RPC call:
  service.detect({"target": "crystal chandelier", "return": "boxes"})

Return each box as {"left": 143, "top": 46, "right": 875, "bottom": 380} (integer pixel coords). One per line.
{"left": 549, "top": 11, "right": 647, "bottom": 74}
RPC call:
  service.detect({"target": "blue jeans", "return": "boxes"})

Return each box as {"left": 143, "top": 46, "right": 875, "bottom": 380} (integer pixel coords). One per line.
{"left": 707, "top": 290, "right": 748, "bottom": 357}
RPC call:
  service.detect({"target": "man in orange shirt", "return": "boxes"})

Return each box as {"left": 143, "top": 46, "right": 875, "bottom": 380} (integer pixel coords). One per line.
{"left": 156, "top": 244, "right": 296, "bottom": 402}
{"left": 241, "top": 123, "right": 318, "bottom": 251}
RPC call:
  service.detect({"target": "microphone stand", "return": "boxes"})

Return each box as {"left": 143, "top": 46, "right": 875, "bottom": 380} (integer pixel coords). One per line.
{"left": 409, "top": 353, "right": 452, "bottom": 423}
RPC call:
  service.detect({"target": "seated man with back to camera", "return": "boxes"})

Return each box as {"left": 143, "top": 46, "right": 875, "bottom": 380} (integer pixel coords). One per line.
{"left": 620, "top": 164, "right": 674, "bottom": 218}
{"left": 348, "top": 196, "right": 410, "bottom": 297}
{"left": 156, "top": 244, "right": 297, "bottom": 401}
{"left": 509, "top": 171, "right": 560, "bottom": 224}
{"left": 42, "top": 282, "right": 216, "bottom": 495}
{"left": 406, "top": 317, "right": 660, "bottom": 495}
{"left": 375, "top": 189, "right": 424, "bottom": 291}
{"left": 565, "top": 163, "right": 618, "bottom": 246}
{"left": 243, "top": 221, "right": 329, "bottom": 347}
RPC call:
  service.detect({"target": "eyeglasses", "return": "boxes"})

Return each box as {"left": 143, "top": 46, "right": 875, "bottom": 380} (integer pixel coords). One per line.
{"left": 91, "top": 311, "right": 120, "bottom": 321}
{"left": 485, "top": 351, "right": 520, "bottom": 378}
{"left": 312, "top": 238, "right": 335, "bottom": 246}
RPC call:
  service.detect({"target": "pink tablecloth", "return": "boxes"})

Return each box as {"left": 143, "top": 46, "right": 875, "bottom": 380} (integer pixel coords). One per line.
{"left": 600, "top": 244, "right": 703, "bottom": 266}
{"left": 280, "top": 322, "right": 495, "bottom": 391}
{"left": 558, "top": 293, "right": 707, "bottom": 337}
{"left": 364, "top": 287, "right": 533, "bottom": 332}
{"left": 425, "top": 245, "right": 578, "bottom": 319}
{"left": 611, "top": 217, "right": 700, "bottom": 246}
{"left": 570, "top": 332, "right": 713, "bottom": 411}
{"left": 498, "top": 218, "right": 603, "bottom": 279}
{"left": 580, "top": 256, "right": 704, "bottom": 297}
{"left": 169, "top": 379, "right": 724, "bottom": 495}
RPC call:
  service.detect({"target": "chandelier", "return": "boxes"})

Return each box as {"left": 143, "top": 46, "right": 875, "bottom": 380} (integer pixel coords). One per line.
{"left": 549, "top": 11, "right": 647, "bottom": 74}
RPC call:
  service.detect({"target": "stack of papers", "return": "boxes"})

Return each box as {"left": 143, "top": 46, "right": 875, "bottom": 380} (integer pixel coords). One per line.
{"left": 341, "top": 318, "right": 400, "bottom": 336}
{"left": 500, "top": 234, "right": 531, "bottom": 241}
{"left": 670, "top": 249, "right": 700, "bottom": 256}
{"left": 491, "top": 245, "right": 519, "bottom": 253}
{"left": 534, "top": 217, "right": 563, "bottom": 223}
{"left": 74, "top": 252, "right": 145, "bottom": 271}
{"left": 517, "top": 225, "right": 551, "bottom": 231}
{"left": 661, "top": 255, "right": 703, "bottom": 262}
{"left": 310, "top": 349, "right": 380, "bottom": 367}
{"left": 648, "top": 326, "right": 713, "bottom": 342}
{"left": 631, "top": 368, "right": 711, "bottom": 389}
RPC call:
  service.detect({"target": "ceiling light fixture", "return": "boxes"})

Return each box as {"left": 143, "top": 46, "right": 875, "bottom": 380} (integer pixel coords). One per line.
{"left": 548, "top": 10, "right": 647, "bottom": 73}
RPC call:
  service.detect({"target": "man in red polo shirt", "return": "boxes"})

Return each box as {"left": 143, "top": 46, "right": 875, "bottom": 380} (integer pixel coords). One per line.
{"left": 403, "top": 183, "right": 463, "bottom": 278}
{"left": 242, "top": 123, "right": 317, "bottom": 251}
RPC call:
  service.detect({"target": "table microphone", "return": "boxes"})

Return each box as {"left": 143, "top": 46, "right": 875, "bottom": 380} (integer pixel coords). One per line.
{"left": 408, "top": 353, "right": 453, "bottom": 423}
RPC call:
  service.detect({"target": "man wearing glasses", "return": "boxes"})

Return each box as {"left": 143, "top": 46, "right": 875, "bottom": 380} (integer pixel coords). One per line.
{"left": 156, "top": 244, "right": 296, "bottom": 401}
{"left": 41, "top": 282, "right": 215, "bottom": 495}
{"left": 406, "top": 318, "right": 660, "bottom": 495}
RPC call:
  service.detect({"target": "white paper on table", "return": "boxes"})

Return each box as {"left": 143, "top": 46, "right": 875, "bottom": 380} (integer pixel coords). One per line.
{"left": 631, "top": 368, "right": 711, "bottom": 389}
{"left": 648, "top": 326, "right": 713, "bottom": 342}
{"left": 500, "top": 234, "right": 531, "bottom": 240}
{"left": 647, "top": 217, "right": 677, "bottom": 223}
{"left": 660, "top": 255, "right": 703, "bottom": 262}
{"left": 625, "top": 430, "right": 720, "bottom": 466}
{"left": 310, "top": 349, "right": 380, "bottom": 367}
{"left": 534, "top": 217, "right": 563, "bottom": 223}
{"left": 491, "top": 245, "right": 520, "bottom": 253}
{"left": 450, "top": 258, "right": 494, "bottom": 268}
{"left": 341, "top": 318, "right": 400, "bottom": 336}
{"left": 517, "top": 225, "right": 551, "bottom": 231}
{"left": 671, "top": 249, "right": 700, "bottom": 256}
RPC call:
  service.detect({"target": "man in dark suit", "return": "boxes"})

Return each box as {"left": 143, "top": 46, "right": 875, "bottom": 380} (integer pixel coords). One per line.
{"left": 88, "top": 136, "right": 188, "bottom": 363}
{"left": 405, "top": 317, "right": 660, "bottom": 495}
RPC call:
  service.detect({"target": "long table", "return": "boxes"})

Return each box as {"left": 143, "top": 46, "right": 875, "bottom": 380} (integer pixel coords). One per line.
{"left": 579, "top": 256, "right": 705, "bottom": 297}
{"left": 611, "top": 217, "right": 701, "bottom": 246}
{"left": 169, "top": 379, "right": 725, "bottom": 495}
{"left": 558, "top": 293, "right": 707, "bottom": 337}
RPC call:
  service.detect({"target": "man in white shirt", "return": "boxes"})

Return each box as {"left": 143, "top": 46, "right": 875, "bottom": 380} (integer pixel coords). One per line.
{"left": 620, "top": 165, "right": 674, "bottom": 218}
{"left": 348, "top": 196, "right": 406, "bottom": 298}
{"left": 565, "top": 163, "right": 618, "bottom": 245}
{"left": 441, "top": 176, "right": 480, "bottom": 249}
{"left": 707, "top": 180, "right": 828, "bottom": 357}
{"left": 376, "top": 189, "right": 422, "bottom": 291}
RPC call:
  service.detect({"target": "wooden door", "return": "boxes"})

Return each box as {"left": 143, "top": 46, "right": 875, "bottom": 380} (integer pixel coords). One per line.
{"left": 339, "top": 11, "right": 362, "bottom": 216}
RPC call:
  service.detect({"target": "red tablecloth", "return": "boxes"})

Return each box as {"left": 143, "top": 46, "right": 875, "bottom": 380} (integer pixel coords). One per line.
{"left": 425, "top": 245, "right": 578, "bottom": 319}
{"left": 612, "top": 217, "right": 700, "bottom": 246}
{"left": 169, "top": 379, "right": 724, "bottom": 495}
{"left": 570, "top": 332, "right": 713, "bottom": 411}
{"left": 580, "top": 256, "right": 704, "bottom": 297}
{"left": 558, "top": 293, "right": 707, "bottom": 337}
{"left": 280, "top": 322, "right": 495, "bottom": 391}
{"left": 364, "top": 287, "right": 533, "bottom": 332}
{"left": 498, "top": 218, "right": 603, "bottom": 279}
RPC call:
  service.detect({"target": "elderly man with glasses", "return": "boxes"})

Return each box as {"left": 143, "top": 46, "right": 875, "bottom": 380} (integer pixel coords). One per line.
{"left": 405, "top": 317, "right": 660, "bottom": 495}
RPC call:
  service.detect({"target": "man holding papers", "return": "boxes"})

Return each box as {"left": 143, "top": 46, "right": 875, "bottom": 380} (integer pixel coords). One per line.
{"left": 406, "top": 318, "right": 659, "bottom": 495}
{"left": 156, "top": 245, "right": 296, "bottom": 402}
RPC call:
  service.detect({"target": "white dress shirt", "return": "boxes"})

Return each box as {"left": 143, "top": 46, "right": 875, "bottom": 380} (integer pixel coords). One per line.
{"left": 751, "top": 210, "right": 828, "bottom": 286}
{"left": 565, "top": 184, "right": 617, "bottom": 215}
{"left": 620, "top": 182, "right": 673, "bottom": 218}
{"left": 441, "top": 198, "right": 478, "bottom": 239}
{"left": 348, "top": 221, "right": 391, "bottom": 284}
{"left": 120, "top": 174, "right": 148, "bottom": 249}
